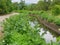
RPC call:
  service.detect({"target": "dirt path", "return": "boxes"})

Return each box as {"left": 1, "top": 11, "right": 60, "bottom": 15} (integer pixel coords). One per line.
{"left": 0, "top": 13, "right": 19, "bottom": 39}
{"left": 0, "top": 13, "right": 19, "bottom": 22}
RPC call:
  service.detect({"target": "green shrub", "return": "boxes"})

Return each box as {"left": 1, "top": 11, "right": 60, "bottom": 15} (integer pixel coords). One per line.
{"left": 0, "top": 9, "right": 2, "bottom": 14}
{"left": 51, "top": 5, "right": 60, "bottom": 15}
{"left": 16, "top": 10, "right": 30, "bottom": 14}
{"left": 47, "top": 15, "right": 55, "bottom": 22}
{"left": 39, "top": 12, "right": 49, "bottom": 20}
{"left": 53, "top": 17, "right": 60, "bottom": 26}
{"left": 1, "top": 11, "right": 60, "bottom": 45}
{"left": 3, "top": 13, "right": 47, "bottom": 45}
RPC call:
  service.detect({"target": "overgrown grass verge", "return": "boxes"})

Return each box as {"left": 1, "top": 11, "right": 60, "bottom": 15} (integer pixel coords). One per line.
{"left": 2, "top": 13, "right": 47, "bottom": 45}
{"left": 1, "top": 11, "right": 60, "bottom": 45}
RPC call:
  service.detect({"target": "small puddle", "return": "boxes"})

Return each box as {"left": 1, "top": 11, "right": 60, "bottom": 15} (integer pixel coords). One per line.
{"left": 29, "top": 21, "right": 57, "bottom": 43}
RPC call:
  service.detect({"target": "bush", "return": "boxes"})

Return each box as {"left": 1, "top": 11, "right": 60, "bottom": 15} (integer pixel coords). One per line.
{"left": 3, "top": 13, "right": 47, "bottom": 45}
{"left": 0, "top": 12, "right": 59, "bottom": 45}
{"left": 51, "top": 5, "right": 60, "bottom": 15}
{"left": 53, "top": 17, "right": 60, "bottom": 26}
{"left": 0, "top": 9, "right": 2, "bottom": 14}
{"left": 47, "top": 15, "right": 55, "bottom": 22}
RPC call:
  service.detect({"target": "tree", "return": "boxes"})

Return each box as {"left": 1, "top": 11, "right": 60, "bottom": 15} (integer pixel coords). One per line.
{"left": 19, "top": 0, "right": 26, "bottom": 10}
{"left": 53, "top": 0, "right": 60, "bottom": 5}
{"left": 35, "top": 0, "right": 52, "bottom": 10}
{"left": 36, "top": 1, "right": 48, "bottom": 10}
{"left": 12, "top": 2, "right": 19, "bottom": 10}
{"left": 26, "top": 4, "right": 36, "bottom": 10}
{"left": 0, "top": 0, "right": 13, "bottom": 14}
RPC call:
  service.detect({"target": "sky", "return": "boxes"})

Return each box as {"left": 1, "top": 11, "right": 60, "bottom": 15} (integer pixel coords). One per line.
{"left": 12, "top": 0, "right": 39, "bottom": 4}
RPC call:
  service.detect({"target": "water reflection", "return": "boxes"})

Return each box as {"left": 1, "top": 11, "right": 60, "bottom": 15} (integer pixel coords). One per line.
{"left": 40, "top": 28, "right": 56, "bottom": 43}
{"left": 29, "top": 21, "right": 57, "bottom": 43}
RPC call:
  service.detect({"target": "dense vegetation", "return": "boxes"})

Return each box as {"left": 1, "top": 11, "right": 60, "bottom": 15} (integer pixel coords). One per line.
{"left": 0, "top": 13, "right": 59, "bottom": 45}
{"left": 0, "top": 0, "right": 60, "bottom": 14}
{"left": 17, "top": 10, "right": 60, "bottom": 26}
{"left": 0, "top": 0, "right": 60, "bottom": 45}
{"left": 0, "top": 0, "right": 25, "bottom": 14}
{"left": 0, "top": 0, "right": 13, "bottom": 14}
{"left": 2, "top": 13, "right": 46, "bottom": 45}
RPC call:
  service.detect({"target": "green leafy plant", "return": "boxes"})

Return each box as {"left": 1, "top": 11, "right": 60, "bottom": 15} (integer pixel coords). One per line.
{"left": 51, "top": 5, "right": 60, "bottom": 15}
{"left": 53, "top": 17, "right": 60, "bottom": 26}
{"left": 3, "top": 13, "right": 47, "bottom": 45}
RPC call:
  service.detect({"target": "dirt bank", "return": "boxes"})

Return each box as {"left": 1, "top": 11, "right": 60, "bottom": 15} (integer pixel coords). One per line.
{"left": 0, "top": 13, "right": 19, "bottom": 39}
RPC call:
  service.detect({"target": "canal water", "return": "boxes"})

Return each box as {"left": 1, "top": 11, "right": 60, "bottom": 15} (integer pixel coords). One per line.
{"left": 29, "top": 21, "right": 57, "bottom": 43}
